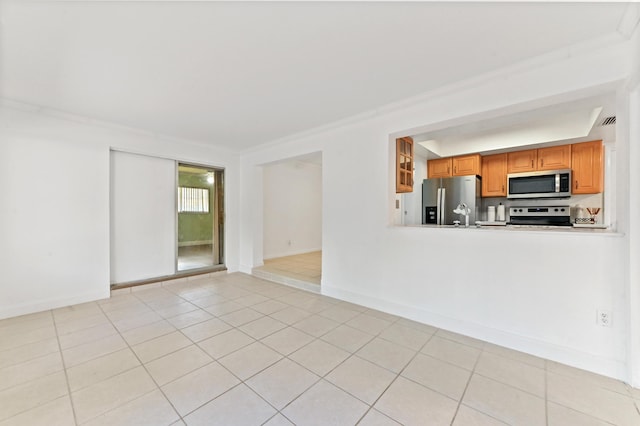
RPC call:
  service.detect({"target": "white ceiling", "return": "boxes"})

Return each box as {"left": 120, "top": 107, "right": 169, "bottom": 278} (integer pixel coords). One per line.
{"left": 0, "top": 1, "right": 632, "bottom": 151}
{"left": 414, "top": 94, "right": 618, "bottom": 159}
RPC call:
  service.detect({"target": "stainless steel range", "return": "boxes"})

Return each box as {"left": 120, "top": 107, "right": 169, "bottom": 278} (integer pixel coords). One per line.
{"left": 509, "top": 206, "right": 571, "bottom": 226}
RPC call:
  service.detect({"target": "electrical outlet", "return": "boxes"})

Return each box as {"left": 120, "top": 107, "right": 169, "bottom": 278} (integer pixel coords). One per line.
{"left": 597, "top": 309, "right": 612, "bottom": 327}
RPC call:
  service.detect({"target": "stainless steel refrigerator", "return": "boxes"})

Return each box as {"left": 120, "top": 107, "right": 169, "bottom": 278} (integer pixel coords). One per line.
{"left": 422, "top": 175, "right": 481, "bottom": 225}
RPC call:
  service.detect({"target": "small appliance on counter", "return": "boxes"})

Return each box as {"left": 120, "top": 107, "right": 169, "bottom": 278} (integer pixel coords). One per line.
{"left": 509, "top": 205, "right": 572, "bottom": 226}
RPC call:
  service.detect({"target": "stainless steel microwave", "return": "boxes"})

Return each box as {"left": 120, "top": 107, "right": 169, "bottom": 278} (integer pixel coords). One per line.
{"left": 507, "top": 169, "right": 571, "bottom": 199}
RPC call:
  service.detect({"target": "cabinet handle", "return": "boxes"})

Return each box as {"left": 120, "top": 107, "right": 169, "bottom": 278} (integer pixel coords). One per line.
{"left": 502, "top": 184, "right": 505, "bottom": 192}
{"left": 531, "top": 160, "right": 534, "bottom": 167}
{"left": 576, "top": 181, "right": 579, "bottom": 189}
{"left": 454, "top": 166, "right": 457, "bottom": 174}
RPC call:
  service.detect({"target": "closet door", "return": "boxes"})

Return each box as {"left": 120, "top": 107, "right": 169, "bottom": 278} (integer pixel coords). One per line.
{"left": 110, "top": 150, "right": 176, "bottom": 283}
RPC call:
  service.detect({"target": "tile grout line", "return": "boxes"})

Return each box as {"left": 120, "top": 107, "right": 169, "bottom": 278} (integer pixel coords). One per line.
{"left": 274, "top": 323, "right": 382, "bottom": 423}
{"left": 50, "top": 308, "right": 81, "bottom": 426}
{"left": 448, "top": 338, "right": 485, "bottom": 426}
{"left": 160, "top": 284, "right": 324, "bottom": 422}
{"left": 545, "top": 359, "right": 549, "bottom": 426}
{"left": 95, "top": 298, "right": 189, "bottom": 425}
{"left": 0, "top": 311, "right": 77, "bottom": 423}
{"left": 238, "top": 302, "right": 405, "bottom": 423}
{"left": 134, "top": 277, "right": 324, "bottom": 422}
{"left": 352, "top": 324, "right": 438, "bottom": 424}
{"left": 545, "top": 366, "right": 636, "bottom": 425}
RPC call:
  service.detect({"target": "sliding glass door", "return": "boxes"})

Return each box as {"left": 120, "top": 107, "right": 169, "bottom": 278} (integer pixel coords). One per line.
{"left": 177, "top": 163, "right": 224, "bottom": 271}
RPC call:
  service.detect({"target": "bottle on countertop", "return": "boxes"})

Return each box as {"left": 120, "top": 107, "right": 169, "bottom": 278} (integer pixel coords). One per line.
{"left": 497, "top": 203, "right": 506, "bottom": 221}
{"left": 487, "top": 206, "right": 496, "bottom": 222}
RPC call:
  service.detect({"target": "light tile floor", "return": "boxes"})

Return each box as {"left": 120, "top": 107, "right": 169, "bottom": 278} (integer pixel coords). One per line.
{"left": 1, "top": 272, "right": 639, "bottom": 425}
{"left": 256, "top": 251, "right": 321, "bottom": 286}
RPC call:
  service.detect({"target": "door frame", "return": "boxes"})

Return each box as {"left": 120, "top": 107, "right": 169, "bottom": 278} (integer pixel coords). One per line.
{"left": 175, "top": 161, "right": 225, "bottom": 273}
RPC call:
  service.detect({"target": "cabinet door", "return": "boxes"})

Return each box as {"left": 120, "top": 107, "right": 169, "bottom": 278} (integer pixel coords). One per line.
{"left": 507, "top": 149, "right": 537, "bottom": 173}
{"left": 427, "top": 158, "right": 452, "bottom": 178}
{"left": 481, "top": 153, "right": 507, "bottom": 197}
{"left": 396, "top": 137, "right": 414, "bottom": 193}
{"left": 572, "top": 140, "right": 603, "bottom": 194}
{"left": 538, "top": 144, "right": 571, "bottom": 170}
{"left": 453, "top": 154, "right": 481, "bottom": 176}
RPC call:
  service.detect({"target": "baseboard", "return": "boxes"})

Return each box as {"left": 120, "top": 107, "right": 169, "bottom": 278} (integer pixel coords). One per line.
{"left": 238, "top": 263, "right": 256, "bottom": 274}
{"left": 0, "top": 289, "right": 110, "bottom": 321}
{"left": 263, "top": 247, "right": 321, "bottom": 260}
{"left": 322, "top": 283, "right": 627, "bottom": 382}
{"left": 178, "top": 240, "right": 213, "bottom": 247}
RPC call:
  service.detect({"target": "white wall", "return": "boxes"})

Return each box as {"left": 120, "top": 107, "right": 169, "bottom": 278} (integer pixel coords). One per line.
{"left": 0, "top": 101, "right": 240, "bottom": 319}
{"left": 625, "top": 16, "right": 640, "bottom": 387}
{"left": 0, "top": 107, "right": 110, "bottom": 318}
{"left": 239, "top": 34, "right": 638, "bottom": 382}
{"left": 263, "top": 159, "right": 322, "bottom": 259}
{"left": 110, "top": 151, "right": 176, "bottom": 283}
{"left": 628, "top": 83, "right": 640, "bottom": 387}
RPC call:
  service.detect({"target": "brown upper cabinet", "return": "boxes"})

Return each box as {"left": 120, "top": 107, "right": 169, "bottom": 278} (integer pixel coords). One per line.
{"left": 481, "top": 153, "right": 508, "bottom": 197}
{"left": 537, "top": 145, "right": 572, "bottom": 171}
{"left": 427, "top": 157, "right": 452, "bottom": 178}
{"left": 507, "top": 149, "right": 537, "bottom": 173}
{"left": 572, "top": 140, "right": 603, "bottom": 194}
{"left": 507, "top": 145, "right": 571, "bottom": 174}
{"left": 428, "top": 154, "right": 481, "bottom": 178}
{"left": 396, "top": 137, "right": 414, "bottom": 193}
{"left": 453, "top": 154, "right": 482, "bottom": 176}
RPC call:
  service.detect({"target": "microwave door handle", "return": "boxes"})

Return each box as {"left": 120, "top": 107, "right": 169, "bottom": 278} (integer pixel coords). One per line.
{"left": 555, "top": 174, "right": 560, "bottom": 192}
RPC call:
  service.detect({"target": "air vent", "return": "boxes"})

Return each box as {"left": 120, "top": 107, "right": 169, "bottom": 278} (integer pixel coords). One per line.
{"left": 598, "top": 116, "right": 616, "bottom": 126}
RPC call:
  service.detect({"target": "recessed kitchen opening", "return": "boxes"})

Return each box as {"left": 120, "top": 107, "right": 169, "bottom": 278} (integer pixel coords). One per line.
{"left": 393, "top": 93, "right": 617, "bottom": 231}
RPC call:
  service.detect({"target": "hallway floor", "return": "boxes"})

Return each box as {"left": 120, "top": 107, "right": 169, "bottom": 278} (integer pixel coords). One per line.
{"left": 1, "top": 272, "right": 639, "bottom": 425}
{"left": 255, "top": 251, "right": 321, "bottom": 286}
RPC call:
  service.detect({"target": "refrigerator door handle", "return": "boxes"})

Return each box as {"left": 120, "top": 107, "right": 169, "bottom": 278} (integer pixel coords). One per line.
{"left": 438, "top": 188, "right": 447, "bottom": 225}
{"left": 436, "top": 188, "right": 442, "bottom": 225}
{"left": 441, "top": 187, "right": 446, "bottom": 224}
